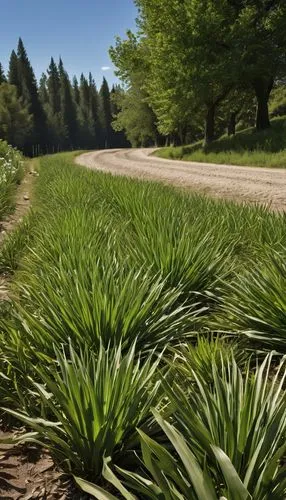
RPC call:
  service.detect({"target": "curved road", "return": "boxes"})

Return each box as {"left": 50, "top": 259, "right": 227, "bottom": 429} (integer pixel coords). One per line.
{"left": 76, "top": 149, "right": 286, "bottom": 211}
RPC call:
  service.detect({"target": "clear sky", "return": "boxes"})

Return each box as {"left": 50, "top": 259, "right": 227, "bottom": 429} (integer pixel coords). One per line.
{"left": 0, "top": 0, "right": 138, "bottom": 87}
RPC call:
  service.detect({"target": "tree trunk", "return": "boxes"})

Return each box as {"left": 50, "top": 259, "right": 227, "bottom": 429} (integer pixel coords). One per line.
{"left": 204, "top": 105, "right": 215, "bottom": 146}
{"left": 228, "top": 112, "right": 237, "bottom": 136}
{"left": 253, "top": 77, "right": 274, "bottom": 131}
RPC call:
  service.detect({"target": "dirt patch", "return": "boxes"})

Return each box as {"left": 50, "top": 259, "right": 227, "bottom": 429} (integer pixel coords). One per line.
{"left": 0, "top": 431, "right": 78, "bottom": 499}
{"left": 0, "top": 165, "right": 36, "bottom": 302}
{"left": 76, "top": 149, "right": 286, "bottom": 212}
{"left": 0, "top": 168, "right": 36, "bottom": 247}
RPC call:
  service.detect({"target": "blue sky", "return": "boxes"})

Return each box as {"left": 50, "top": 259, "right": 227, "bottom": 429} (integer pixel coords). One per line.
{"left": 0, "top": 0, "right": 138, "bottom": 87}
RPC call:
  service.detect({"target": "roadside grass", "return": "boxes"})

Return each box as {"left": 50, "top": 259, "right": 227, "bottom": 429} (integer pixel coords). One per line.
{"left": 0, "top": 152, "right": 286, "bottom": 497}
{"left": 155, "top": 115, "right": 286, "bottom": 167}
{"left": 0, "top": 140, "right": 24, "bottom": 219}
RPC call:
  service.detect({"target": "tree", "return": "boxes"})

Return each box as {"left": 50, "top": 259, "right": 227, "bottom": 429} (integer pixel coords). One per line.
{"left": 132, "top": 0, "right": 240, "bottom": 145}
{"left": 39, "top": 73, "right": 48, "bottom": 106}
{"left": 99, "top": 78, "right": 113, "bottom": 148}
{"left": 0, "top": 63, "right": 6, "bottom": 85}
{"left": 73, "top": 76, "right": 80, "bottom": 106}
{"left": 47, "top": 57, "right": 61, "bottom": 114}
{"left": 111, "top": 85, "right": 157, "bottom": 147}
{"left": 110, "top": 85, "right": 131, "bottom": 148}
{"left": 88, "top": 72, "right": 100, "bottom": 148}
{"left": 0, "top": 83, "right": 32, "bottom": 148}
{"left": 8, "top": 50, "right": 19, "bottom": 90}
{"left": 110, "top": 32, "right": 161, "bottom": 146}
{"left": 59, "top": 58, "right": 78, "bottom": 148}
{"left": 231, "top": 0, "right": 286, "bottom": 130}
{"left": 17, "top": 38, "right": 46, "bottom": 153}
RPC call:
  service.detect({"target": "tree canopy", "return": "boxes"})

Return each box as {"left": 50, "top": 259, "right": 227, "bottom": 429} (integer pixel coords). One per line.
{"left": 110, "top": 0, "right": 286, "bottom": 145}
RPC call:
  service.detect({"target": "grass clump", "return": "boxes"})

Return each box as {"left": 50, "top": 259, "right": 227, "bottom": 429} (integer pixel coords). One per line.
{"left": 155, "top": 115, "right": 286, "bottom": 168}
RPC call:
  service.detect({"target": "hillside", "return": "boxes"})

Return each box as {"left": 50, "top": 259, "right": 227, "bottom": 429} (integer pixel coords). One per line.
{"left": 155, "top": 116, "right": 286, "bottom": 168}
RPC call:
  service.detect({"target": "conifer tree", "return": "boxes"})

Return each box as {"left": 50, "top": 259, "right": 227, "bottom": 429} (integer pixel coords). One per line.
{"left": 0, "top": 63, "right": 6, "bottom": 85}
{"left": 78, "top": 73, "right": 95, "bottom": 147}
{"left": 39, "top": 73, "right": 48, "bottom": 106}
{"left": 99, "top": 77, "right": 113, "bottom": 148}
{"left": 8, "top": 50, "right": 20, "bottom": 90}
{"left": 88, "top": 72, "right": 100, "bottom": 148}
{"left": 17, "top": 38, "right": 46, "bottom": 153}
{"left": 0, "top": 83, "right": 32, "bottom": 148}
{"left": 73, "top": 76, "right": 80, "bottom": 106}
{"left": 47, "top": 57, "right": 61, "bottom": 114}
{"left": 58, "top": 58, "right": 78, "bottom": 148}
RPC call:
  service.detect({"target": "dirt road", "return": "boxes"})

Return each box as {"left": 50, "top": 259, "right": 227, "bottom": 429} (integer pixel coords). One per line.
{"left": 76, "top": 149, "right": 286, "bottom": 211}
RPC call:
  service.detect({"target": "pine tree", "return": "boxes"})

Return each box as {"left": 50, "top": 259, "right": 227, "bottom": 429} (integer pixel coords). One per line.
{"left": 17, "top": 38, "right": 46, "bottom": 153}
{"left": 88, "top": 72, "right": 100, "bottom": 148}
{"left": 39, "top": 73, "right": 48, "bottom": 105}
{"left": 78, "top": 73, "right": 94, "bottom": 147}
{"left": 0, "top": 63, "right": 6, "bottom": 85}
{"left": 47, "top": 57, "right": 61, "bottom": 114}
{"left": 99, "top": 77, "right": 113, "bottom": 148}
{"left": 58, "top": 58, "right": 78, "bottom": 148}
{"left": 73, "top": 76, "right": 80, "bottom": 106}
{"left": 0, "top": 83, "right": 32, "bottom": 148}
{"left": 8, "top": 50, "right": 20, "bottom": 91}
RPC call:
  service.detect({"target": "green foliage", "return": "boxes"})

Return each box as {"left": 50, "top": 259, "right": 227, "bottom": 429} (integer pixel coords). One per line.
{"left": 77, "top": 354, "right": 286, "bottom": 499}
{"left": 217, "top": 250, "right": 286, "bottom": 353}
{"left": 0, "top": 210, "right": 36, "bottom": 272}
{"left": 0, "top": 63, "right": 6, "bottom": 85}
{"left": 0, "top": 83, "right": 32, "bottom": 148}
{"left": 111, "top": 0, "right": 286, "bottom": 143}
{"left": 16, "top": 38, "right": 47, "bottom": 153}
{"left": 112, "top": 85, "right": 158, "bottom": 147}
{"left": 269, "top": 83, "right": 286, "bottom": 117}
{"left": 171, "top": 335, "right": 245, "bottom": 384}
{"left": 0, "top": 139, "right": 24, "bottom": 218}
{"left": 5, "top": 342, "right": 163, "bottom": 478}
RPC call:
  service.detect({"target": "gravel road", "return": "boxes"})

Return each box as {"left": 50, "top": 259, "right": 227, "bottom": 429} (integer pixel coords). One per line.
{"left": 76, "top": 149, "right": 286, "bottom": 211}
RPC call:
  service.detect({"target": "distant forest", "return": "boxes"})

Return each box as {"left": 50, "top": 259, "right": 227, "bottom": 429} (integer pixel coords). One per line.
{"left": 0, "top": 38, "right": 130, "bottom": 156}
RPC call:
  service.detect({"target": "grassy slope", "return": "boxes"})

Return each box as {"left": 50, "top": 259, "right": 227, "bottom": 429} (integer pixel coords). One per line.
{"left": 155, "top": 115, "right": 286, "bottom": 168}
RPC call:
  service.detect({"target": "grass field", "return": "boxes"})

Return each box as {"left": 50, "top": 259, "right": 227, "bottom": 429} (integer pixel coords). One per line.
{"left": 0, "top": 152, "right": 286, "bottom": 498}
{"left": 155, "top": 115, "right": 286, "bottom": 168}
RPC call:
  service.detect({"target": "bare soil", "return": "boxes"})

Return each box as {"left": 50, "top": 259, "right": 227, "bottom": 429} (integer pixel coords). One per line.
{"left": 0, "top": 430, "right": 74, "bottom": 500}
{"left": 76, "top": 148, "right": 286, "bottom": 211}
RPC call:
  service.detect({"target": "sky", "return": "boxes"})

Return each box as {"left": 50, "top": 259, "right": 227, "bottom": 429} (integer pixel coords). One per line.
{"left": 0, "top": 0, "right": 138, "bottom": 87}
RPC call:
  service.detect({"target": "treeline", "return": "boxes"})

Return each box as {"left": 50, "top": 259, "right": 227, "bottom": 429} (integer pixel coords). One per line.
{"left": 0, "top": 38, "right": 129, "bottom": 155}
{"left": 110, "top": 0, "right": 286, "bottom": 147}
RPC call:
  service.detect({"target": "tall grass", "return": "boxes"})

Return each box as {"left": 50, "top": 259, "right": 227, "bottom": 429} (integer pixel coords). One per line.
{"left": 0, "top": 152, "right": 285, "bottom": 497}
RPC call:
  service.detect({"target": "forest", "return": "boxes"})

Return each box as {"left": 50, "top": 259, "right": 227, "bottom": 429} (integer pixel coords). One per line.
{"left": 0, "top": 38, "right": 129, "bottom": 155}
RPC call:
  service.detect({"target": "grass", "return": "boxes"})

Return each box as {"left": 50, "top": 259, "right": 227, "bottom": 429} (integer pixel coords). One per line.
{"left": 155, "top": 115, "right": 286, "bottom": 168}
{"left": 0, "top": 140, "right": 24, "bottom": 219}
{"left": 0, "top": 152, "right": 285, "bottom": 497}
